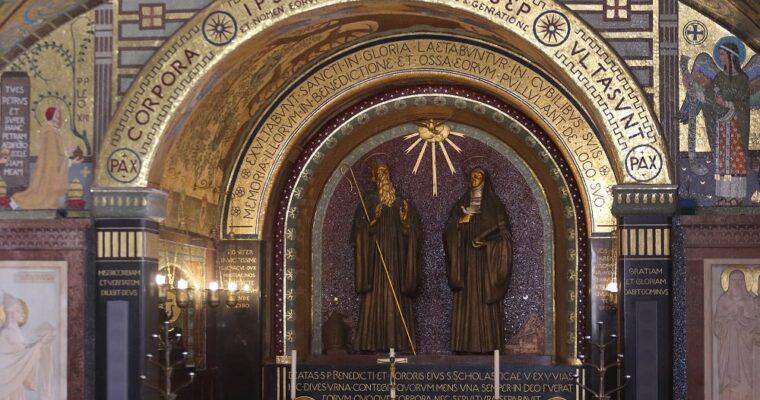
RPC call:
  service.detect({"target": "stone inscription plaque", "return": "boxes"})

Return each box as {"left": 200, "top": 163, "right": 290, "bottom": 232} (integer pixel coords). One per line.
{"left": 214, "top": 240, "right": 262, "bottom": 398}
{"left": 96, "top": 266, "right": 141, "bottom": 298}
{"left": 216, "top": 239, "right": 259, "bottom": 299}
{"left": 266, "top": 363, "right": 580, "bottom": 399}
{"left": 623, "top": 262, "right": 670, "bottom": 297}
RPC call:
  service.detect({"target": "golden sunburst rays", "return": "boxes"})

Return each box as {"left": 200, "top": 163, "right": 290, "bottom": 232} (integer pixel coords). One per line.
{"left": 404, "top": 120, "right": 465, "bottom": 196}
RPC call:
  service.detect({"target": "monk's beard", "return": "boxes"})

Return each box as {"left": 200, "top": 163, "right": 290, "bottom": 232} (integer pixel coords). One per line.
{"left": 377, "top": 179, "right": 396, "bottom": 208}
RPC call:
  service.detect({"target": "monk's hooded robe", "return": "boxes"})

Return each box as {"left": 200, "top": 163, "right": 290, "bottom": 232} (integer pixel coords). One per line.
{"left": 352, "top": 193, "right": 421, "bottom": 353}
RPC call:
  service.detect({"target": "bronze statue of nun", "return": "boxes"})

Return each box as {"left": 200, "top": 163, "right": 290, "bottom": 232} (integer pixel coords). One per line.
{"left": 445, "top": 167, "right": 513, "bottom": 353}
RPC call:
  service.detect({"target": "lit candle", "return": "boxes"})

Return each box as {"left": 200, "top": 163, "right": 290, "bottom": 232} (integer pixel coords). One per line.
{"left": 494, "top": 349, "right": 500, "bottom": 399}
{"left": 155, "top": 274, "right": 167, "bottom": 302}
{"left": 187, "top": 282, "right": 195, "bottom": 302}
{"left": 291, "top": 349, "right": 297, "bottom": 399}
{"left": 389, "top": 348, "right": 396, "bottom": 399}
{"left": 176, "top": 279, "right": 189, "bottom": 308}
{"left": 208, "top": 281, "right": 220, "bottom": 307}
{"left": 226, "top": 282, "right": 239, "bottom": 307}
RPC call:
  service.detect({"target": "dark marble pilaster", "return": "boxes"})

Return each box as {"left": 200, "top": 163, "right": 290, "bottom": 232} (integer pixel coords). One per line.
{"left": 588, "top": 234, "right": 618, "bottom": 386}
{"left": 612, "top": 185, "right": 677, "bottom": 400}
{"left": 213, "top": 240, "right": 263, "bottom": 399}
{"left": 93, "top": 188, "right": 167, "bottom": 400}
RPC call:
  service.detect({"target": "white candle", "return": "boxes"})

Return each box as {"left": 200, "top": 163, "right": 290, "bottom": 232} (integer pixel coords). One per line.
{"left": 389, "top": 348, "right": 396, "bottom": 399}
{"left": 494, "top": 349, "right": 500, "bottom": 399}
{"left": 291, "top": 349, "right": 297, "bottom": 399}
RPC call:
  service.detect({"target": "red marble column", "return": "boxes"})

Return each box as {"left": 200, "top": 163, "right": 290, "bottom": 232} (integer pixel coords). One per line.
{"left": 682, "top": 215, "right": 760, "bottom": 400}
{"left": 0, "top": 218, "right": 93, "bottom": 400}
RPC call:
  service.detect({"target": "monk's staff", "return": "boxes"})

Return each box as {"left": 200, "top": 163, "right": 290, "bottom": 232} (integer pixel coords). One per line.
{"left": 341, "top": 164, "right": 416, "bottom": 355}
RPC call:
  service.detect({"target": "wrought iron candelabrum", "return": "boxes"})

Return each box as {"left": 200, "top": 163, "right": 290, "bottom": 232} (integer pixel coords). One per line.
{"left": 574, "top": 321, "right": 630, "bottom": 400}
{"left": 141, "top": 270, "right": 242, "bottom": 399}
{"left": 141, "top": 319, "right": 196, "bottom": 399}
{"left": 141, "top": 275, "right": 196, "bottom": 399}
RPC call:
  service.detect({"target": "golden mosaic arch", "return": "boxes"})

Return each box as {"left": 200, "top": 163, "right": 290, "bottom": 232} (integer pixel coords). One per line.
{"left": 225, "top": 33, "right": 618, "bottom": 236}
{"left": 95, "top": 0, "right": 673, "bottom": 233}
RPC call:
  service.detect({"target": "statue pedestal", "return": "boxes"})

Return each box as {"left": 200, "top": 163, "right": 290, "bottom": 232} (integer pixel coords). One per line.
{"left": 264, "top": 355, "right": 579, "bottom": 399}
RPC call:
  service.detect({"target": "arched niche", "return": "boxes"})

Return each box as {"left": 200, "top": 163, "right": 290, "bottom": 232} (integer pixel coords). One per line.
{"left": 272, "top": 87, "right": 589, "bottom": 363}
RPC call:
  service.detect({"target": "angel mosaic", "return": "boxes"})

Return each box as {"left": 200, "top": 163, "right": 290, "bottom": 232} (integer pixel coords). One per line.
{"left": 679, "top": 36, "right": 760, "bottom": 206}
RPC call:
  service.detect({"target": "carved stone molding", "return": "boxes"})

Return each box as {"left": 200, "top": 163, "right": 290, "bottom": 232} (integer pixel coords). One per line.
{"left": 681, "top": 215, "right": 760, "bottom": 248}
{"left": 611, "top": 185, "right": 679, "bottom": 216}
{"left": 0, "top": 219, "right": 91, "bottom": 250}
{"left": 91, "top": 187, "right": 167, "bottom": 220}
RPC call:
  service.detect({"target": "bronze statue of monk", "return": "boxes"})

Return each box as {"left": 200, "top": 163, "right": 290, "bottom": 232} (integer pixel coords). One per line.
{"left": 352, "top": 164, "right": 421, "bottom": 353}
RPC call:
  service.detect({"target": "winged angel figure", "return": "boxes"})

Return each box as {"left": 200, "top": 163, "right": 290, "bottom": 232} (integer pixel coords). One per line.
{"left": 679, "top": 37, "right": 760, "bottom": 206}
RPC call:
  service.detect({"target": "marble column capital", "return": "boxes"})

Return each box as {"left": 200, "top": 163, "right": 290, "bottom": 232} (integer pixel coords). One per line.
{"left": 91, "top": 187, "right": 167, "bottom": 221}
{"left": 611, "top": 185, "right": 678, "bottom": 217}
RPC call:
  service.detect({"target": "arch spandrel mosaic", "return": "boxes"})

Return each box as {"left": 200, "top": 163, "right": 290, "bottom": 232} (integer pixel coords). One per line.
{"left": 90, "top": 0, "right": 671, "bottom": 224}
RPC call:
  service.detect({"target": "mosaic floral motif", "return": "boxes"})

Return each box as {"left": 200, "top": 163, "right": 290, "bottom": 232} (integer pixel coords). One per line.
{"left": 202, "top": 11, "right": 237, "bottom": 46}
{"left": 683, "top": 20, "right": 708, "bottom": 46}
{"left": 533, "top": 11, "right": 570, "bottom": 47}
